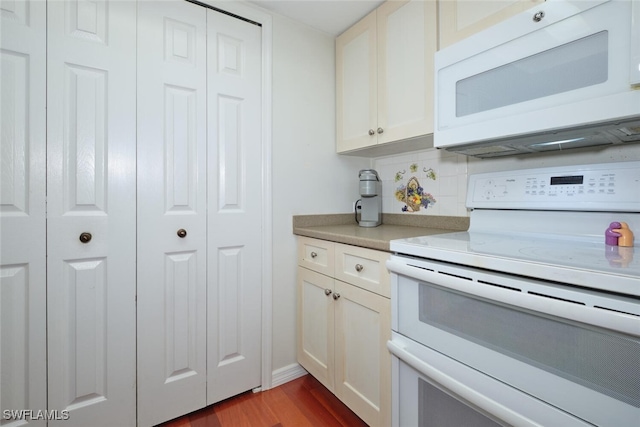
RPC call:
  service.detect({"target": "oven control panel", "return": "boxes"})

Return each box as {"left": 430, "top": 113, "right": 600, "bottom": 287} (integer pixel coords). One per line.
{"left": 467, "top": 161, "right": 640, "bottom": 211}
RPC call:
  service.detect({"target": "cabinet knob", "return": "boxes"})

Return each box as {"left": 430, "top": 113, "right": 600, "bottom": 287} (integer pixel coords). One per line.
{"left": 532, "top": 11, "right": 545, "bottom": 22}
{"left": 368, "top": 129, "right": 375, "bottom": 136}
{"left": 177, "top": 229, "right": 187, "bottom": 238}
{"left": 324, "top": 288, "right": 332, "bottom": 296}
{"left": 332, "top": 292, "right": 341, "bottom": 300}
{"left": 355, "top": 264, "right": 364, "bottom": 272}
{"left": 310, "top": 251, "right": 318, "bottom": 258}
{"left": 377, "top": 127, "right": 384, "bottom": 134}
{"left": 79, "top": 232, "right": 92, "bottom": 244}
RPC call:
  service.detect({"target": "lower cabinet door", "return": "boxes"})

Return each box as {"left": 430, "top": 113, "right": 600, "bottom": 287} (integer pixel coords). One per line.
{"left": 334, "top": 280, "right": 391, "bottom": 427}
{"left": 297, "top": 267, "right": 335, "bottom": 392}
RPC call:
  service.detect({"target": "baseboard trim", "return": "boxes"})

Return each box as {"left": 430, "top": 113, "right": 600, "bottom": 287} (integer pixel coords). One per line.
{"left": 271, "top": 363, "right": 308, "bottom": 388}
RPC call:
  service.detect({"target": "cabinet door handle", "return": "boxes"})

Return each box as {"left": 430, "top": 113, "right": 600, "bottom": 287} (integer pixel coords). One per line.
{"left": 332, "top": 292, "right": 341, "bottom": 300}
{"left": 377, "top": 127, "right": 384, "bottom": 134}
{"left": 368, "top": 129, "right": 375, "bottom": 136}
{"left": 324, "top": 288, "right": 332, "bottom": 296}
{"left": 79, "top": 232, "right": 92, "bottom": 244}
{"left": 177, "top": 229, "right": 187, "bottom": 238}
{"left": 355, "top": 264, "right": 364, "bottom": 272}
{"left": 310, "top": 251, "right": 318, "bottom": 258}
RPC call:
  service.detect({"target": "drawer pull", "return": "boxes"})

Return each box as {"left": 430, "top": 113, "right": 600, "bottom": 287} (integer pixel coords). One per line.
{"left": 332, "top": 292, "right": 341, "bottom": 300}
{"left": 324, "top": 288, "right": 332, "bottom": 296}
{"left": 310, "top": 251, "right": 318, "bottom": 258}
{"left": 355, "top": 264, "right": 364, "bottom": 272}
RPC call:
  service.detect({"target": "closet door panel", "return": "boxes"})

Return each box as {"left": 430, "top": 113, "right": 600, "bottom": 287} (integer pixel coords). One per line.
{"left": 206, "top": 10, "right": 263, "bottom": 405}
{"left": 0, "top": 2, "right": 47, "bottom": 426}
{"left": 46, "top": 1, "right": 137, "bottom": 426}
{"left": 137, "top": 1, "right": 207, "bottom": 426}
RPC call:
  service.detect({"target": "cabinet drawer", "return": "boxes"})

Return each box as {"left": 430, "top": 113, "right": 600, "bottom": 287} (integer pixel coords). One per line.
{"left": 335, "top": 243, "right": 390, "bottom": 298}
{"left": 297, "top": 237, "right": 335, "bottom": 275}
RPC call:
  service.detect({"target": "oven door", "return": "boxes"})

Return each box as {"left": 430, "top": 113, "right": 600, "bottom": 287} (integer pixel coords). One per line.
{"left": 388, "top": 333, "right": 589, "bottom": 427}
{"left": 388, "top": 256, "right": 640, "bottom": 427}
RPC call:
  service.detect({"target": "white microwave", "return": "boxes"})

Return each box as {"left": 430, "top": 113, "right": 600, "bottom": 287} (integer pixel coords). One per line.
{"left": 434, "top": 0, "right": 640, "bottom": 157}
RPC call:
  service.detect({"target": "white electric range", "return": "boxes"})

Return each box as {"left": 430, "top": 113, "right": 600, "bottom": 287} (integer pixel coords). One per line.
{"left": 386, "top": 161, "right": 640, "bottom": 427}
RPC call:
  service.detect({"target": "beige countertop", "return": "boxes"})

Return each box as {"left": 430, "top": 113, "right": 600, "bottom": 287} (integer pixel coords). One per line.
{"left": 293, "top": 214, "right": 469, "bottom": 252}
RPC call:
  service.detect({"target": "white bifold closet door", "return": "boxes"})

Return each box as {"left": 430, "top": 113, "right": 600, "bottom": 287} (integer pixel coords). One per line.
{"left": 137, "top": 1, "right": 262, "bottom": 425}
{"left": 136, "top": 1, "right": 208, "bottom": 425}
{"left": 0, "top": 2, "right": 47, "bottom": 426}
{"left": 46, "top": 1, "right": 137, "bottom": 426}
{"left": 205, "top": 7, "right": 263, "bottom": 406}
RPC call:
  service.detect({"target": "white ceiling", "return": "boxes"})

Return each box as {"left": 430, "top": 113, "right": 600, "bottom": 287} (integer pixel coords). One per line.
{"left": 247, "top": 0, "right": 385, "bottom": 36}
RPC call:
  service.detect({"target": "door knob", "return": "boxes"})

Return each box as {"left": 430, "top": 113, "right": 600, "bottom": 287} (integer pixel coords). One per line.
{"left": 79, "top": 232, "right": 92, "bottom": 243}
{"left": 324, "top": 288, "right": 332, "bottom": 296}
{"left": 532, "top": 11, "right": 545, "bottom": 22}
{"left": 332, "top": 293, "right": 341, "bottom": 300}
{"left": 177, "top": 229, "right": 187, "bottom": 238}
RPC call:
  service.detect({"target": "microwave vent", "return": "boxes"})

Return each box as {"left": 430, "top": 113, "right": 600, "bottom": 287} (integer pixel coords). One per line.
{"left": 442, "top": 117, "right": 640, "bottom": 158}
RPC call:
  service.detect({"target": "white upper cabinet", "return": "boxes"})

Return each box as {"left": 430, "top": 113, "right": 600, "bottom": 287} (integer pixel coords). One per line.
{"left": 336, "top": 0, "right": 437, "bottom": 155}
{"left": 438, "top": 0, "right": 545, "bottom": 49}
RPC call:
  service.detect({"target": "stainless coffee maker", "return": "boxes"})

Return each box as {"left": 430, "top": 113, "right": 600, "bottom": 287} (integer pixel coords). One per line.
{"left": 355, "top": 169, "right": 382, "bottom": 227}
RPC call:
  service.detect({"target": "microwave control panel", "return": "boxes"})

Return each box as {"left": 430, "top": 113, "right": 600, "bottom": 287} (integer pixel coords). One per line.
{"left": 467, "top": 162, "right": 640, "bottom": 211}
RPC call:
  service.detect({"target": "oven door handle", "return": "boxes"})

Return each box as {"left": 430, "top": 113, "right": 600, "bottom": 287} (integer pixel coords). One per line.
{"left": 387, "top": 259, "right": 639, "bottom": 337}
{"left": 387, "top": 339, "right": 542, "bottom": 427}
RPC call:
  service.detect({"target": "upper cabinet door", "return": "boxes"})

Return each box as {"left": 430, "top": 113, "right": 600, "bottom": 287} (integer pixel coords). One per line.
{"left": 336, "top": 0, "right": 437, "bottom": 154}
{"left": 46, "top": 0, "right": 137, "bottom": 426}
{"left": 377, "top": 0, "right": 436, "bottom": 145}
{"left": 336, "top": 10, "right": 377, "bottom": 153}
{"left": 0, "top": 2, "right": 47, "bottom": 425}
{"left": 439, "top": 0, "right": 545, "bottom": 49}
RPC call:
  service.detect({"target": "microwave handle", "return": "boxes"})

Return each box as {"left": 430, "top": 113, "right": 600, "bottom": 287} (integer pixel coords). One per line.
{"left": 632, "top": 0, "right": 640, "bottom": 86}
{"left": 386, "top": 259, "right": 639, "bottom": 337}
{"left": 387, "top": 340, "right": 542, "bottom": 427}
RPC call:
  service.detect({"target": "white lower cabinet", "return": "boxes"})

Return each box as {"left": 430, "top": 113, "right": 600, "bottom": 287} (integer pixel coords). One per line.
{"left": 297, "top": 237, "right": 391, "bottom": 427}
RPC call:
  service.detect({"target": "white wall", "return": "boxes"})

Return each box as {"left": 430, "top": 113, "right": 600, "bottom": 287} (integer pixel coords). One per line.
{"left": 271, "top": 13, "right": 371, "bottom": 373}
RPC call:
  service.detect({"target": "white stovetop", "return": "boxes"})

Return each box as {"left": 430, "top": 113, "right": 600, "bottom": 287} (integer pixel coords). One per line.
{"left": 390, "top": 210, "right": 640, "bottom": 298}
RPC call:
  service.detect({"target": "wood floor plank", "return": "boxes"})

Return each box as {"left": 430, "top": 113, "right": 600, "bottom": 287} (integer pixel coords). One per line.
{"left": 212, "top": 393, "right": 255, "bottom": 427}
{"left": 216, "top": 391, "right": 280, "bottom": 427}
{"left": 279, "top": 377, "right": 347, "bottom": 427}
{"left": 188, "top": 409, "right": 222, "bottom": 427}
{"left": 153, "top": 375, "right": 367, "bottom": 427}
{"left": 304, "top": 378, "right": 368, "bottom": 427}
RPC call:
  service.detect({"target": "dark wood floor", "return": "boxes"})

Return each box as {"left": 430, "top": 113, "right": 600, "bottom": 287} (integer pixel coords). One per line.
{"left": 157, "top": 374, "right": 368, "bottom": 427}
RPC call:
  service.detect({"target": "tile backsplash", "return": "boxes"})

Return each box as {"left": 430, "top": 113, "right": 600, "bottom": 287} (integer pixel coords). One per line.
{"left": 373, "top": 148, "right": 469, "bottom": 217}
